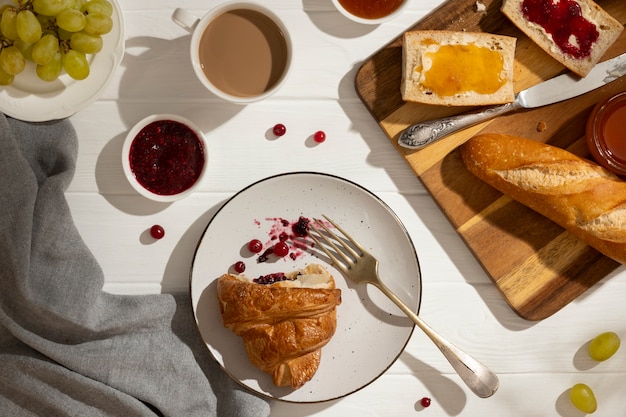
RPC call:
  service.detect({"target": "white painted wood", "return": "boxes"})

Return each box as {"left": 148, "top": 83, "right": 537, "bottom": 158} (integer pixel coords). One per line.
{"left": 62, "top": 0, "right": 626, "bottom": 415}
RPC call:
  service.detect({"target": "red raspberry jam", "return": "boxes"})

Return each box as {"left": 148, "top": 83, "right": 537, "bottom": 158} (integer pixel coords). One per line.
{"left": 129, "top": 120, "right": 205, "bottom": 196}
{"left": 521, "top": 0, "right": 599, "bottom": 59}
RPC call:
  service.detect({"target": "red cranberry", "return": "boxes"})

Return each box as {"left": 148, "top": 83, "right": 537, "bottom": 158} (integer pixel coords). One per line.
{"left": 273, "top": 241, "right": 289, "bottom": 257}
{"left": 272, "top": 123, "right": 286, "bottom": 137}
{"left": 420, "top": 397, "right": 431, "bottom": 408}
{"left": 313, "top": 130, "right": 326, "bottom": 143}
{"left": 150, "top": 225, "right": 165, "bottom": 239}
{"left": 248, "top": 239, "right": 263, "bottom": 253}
{"left": 233, "top": 261, "right": 246, "bottom": 273}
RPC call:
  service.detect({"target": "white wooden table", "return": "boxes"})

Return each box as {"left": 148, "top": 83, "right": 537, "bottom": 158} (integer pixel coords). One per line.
{"left": 67, "top": 1, "right": 626, "bottom": 415}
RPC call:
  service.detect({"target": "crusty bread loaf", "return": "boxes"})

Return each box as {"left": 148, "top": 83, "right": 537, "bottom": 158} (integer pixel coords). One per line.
{"left": 216, "top": 264, "right": 341, "bottom": 389}
{"left": 460, "top": 133, "right": 626, "bottom": 264}
{"left": 501, "top": 0, "right": 623, "bottom": 77}
{"left": 401, "top": 30, "right": 516, "bottom": 106}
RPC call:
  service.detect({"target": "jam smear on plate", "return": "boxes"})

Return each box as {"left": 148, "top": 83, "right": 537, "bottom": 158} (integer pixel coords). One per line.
{"left": 129, "top": 120, "right": 205, "bottom": 196}
{"left": 521, "top": 0, "right": 599, "bottom": 59}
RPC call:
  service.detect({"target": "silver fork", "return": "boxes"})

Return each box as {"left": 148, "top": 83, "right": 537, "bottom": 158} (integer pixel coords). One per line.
{"left": 308, "top": 215, "right": 499, "bottom": 398}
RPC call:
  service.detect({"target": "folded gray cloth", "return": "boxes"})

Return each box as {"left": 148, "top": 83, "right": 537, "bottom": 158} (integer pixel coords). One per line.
{"left": 0, "top": 113, "right": 271, "bottom": 417}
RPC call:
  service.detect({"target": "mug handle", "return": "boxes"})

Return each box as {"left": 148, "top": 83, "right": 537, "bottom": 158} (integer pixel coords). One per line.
{"left": 172, "top": 8, "right": 200, "bottom": 32}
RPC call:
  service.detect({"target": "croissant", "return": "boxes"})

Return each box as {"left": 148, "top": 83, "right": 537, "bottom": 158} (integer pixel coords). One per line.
{"left": 216, "top": 264, "right": 342, "bottom": 389}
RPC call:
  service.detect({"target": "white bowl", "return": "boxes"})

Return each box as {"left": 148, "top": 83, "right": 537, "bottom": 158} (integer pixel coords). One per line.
{"left": 122, "top": 114, "right": 208, "bottom": 202}
{"left": 331, "top": 0, "right": 409, "bottom": 24}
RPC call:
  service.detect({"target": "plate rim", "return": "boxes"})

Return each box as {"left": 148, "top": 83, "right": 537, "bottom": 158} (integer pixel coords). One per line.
{"left": 188, "top": 171, "right": 422, "bottom": 403}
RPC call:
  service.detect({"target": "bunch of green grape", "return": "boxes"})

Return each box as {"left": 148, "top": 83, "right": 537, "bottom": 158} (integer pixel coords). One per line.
{"left": 0, "top": 0, "right": 114, "bottom": 86}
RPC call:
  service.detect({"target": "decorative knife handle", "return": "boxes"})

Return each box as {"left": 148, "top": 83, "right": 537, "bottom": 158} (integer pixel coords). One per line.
{"left": 398, "top": 101, "right": 520, "bottom": 150}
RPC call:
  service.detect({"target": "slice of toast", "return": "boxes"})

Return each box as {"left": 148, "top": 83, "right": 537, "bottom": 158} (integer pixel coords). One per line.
{"left": 401, "top": 30, "right": 516, "bottom": 106}
{"left": 501, "top": 0, "right": 623, "bottom": 77}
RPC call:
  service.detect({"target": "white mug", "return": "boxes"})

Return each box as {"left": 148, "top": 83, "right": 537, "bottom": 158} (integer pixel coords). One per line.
{"left": 172, "top": 2, "right": 292, "bottom": 104}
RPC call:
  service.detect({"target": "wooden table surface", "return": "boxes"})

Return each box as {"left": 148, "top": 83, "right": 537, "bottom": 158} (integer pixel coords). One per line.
{"left": 65, "top": 0, "right": 626, "bottom": 415}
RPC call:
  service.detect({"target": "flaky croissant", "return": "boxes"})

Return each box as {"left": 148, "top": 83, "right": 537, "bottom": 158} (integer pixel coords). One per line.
{"left": 216, "top": 264, "right": 342, "bottom": 389}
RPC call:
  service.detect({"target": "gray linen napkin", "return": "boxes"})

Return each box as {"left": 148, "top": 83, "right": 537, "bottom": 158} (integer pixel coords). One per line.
{"left": 0, "top": 113, "right": 271, "bottom": 417}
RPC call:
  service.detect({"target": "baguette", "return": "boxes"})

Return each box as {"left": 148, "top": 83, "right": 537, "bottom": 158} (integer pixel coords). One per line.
{"left": 501, "top": 0, "right": 623, "bottom": 77}
{"left": 460, "top": 134, "right": 626, "bottom": 264}
{"left": 401, "top": 30, "right": 516, "bottom": 106}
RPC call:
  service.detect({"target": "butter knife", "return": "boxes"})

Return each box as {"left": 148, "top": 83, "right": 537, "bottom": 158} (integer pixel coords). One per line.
{"left": 398, "top": 52, "right": 626, "bottom": 150}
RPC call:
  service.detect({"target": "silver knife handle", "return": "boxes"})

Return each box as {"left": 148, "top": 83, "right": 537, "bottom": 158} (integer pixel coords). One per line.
{"left": 398, "top": 101, "right": 520, "bottom": 150}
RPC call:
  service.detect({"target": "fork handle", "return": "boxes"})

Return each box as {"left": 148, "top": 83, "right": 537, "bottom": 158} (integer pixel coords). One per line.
{"left": 373, "top": 282, "right": 499, "bottom": 398}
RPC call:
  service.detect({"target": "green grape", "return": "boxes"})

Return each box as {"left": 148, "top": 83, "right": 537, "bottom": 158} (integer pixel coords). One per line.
{"left": 82, "top": 0, "right": 113, "bottom": 17}
{"left": 0, "top": 66, "right": 14, "bottom": 86}
{"left": 33, "top": 0, "right": 72, "bottom": 16}
{"left": 0, "top": 45, "right": 26, "bottom": 75}
{"left": 36, "top": 51, "right": 62, "bottom": 81}
{"left": 62, "top": 49, "right": 89, "bottom": 80}
{"left": 588, "top": 331, "right": 621, "bottom": 361}
{"left": 72, "top": 0, "right": 89, "bottom": 11}
{"left": 570, "top": 383, "right": 597, "bottom": 414}
{"left": 56, "top": 8, "right": 86, "bottom": 32}
{"left": 57, "top": 28, "right": 73, "bottom": 41}
{"left": 1, "top": 7, "right": 19, "bottom": 41}
{"left": 83, "top": 12, "right": 112, "bottom": 35}
{"left": 16, "top": 10, "right": 42, "bottom": 44}
{"left": 31, "top": 33, "right": 59, "bottom": 65}
{"left": 70, "top": 31, "right": 102, "bottom": 54}
{"left": 14, "top": 39, "right": 34, "bottom": 61}
{"left": 36, "top": 13, "right": 56, "bottom": 31}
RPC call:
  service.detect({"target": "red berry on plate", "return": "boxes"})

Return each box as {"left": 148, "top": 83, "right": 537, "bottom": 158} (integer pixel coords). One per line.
{"left": 272, "top": 123, "right": 286, "bottom": 137}
{"left": 248, "top": 239, "right": 263, "bottom": 253}
{"left": 150, "top": 225, "right": 165, "bottom": 239}
{"left": 420, "top": 397, "right": 431, "bottom": 408}
{"left": 273, "top": 241, "right": 289, "bottom": 257}
{"left": 313, "top": 130, "right": 326, "bottom": 143}
{"left": 234, "top": 261, "right": 246, "bottom": 273}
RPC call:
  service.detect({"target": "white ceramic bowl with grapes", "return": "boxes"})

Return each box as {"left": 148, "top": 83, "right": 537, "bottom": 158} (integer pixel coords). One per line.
{"left": 0, "top": 0, "right": 125, "bottom": 122}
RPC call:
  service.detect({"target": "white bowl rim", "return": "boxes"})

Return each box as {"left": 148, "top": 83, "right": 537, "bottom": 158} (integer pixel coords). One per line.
{"left": 122, "top": 114, "right": 208, "bottom": 203}
{"left": 330, "top": 0, "right": 409, "bottom": 25}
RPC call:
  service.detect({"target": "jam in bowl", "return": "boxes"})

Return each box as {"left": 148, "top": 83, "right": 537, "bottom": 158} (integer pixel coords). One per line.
{"left": 586, "top": 92, "right": 626, "bottom": 176}
{"left": 331, "top": 0, "right": 408, "bottom": 24}
{"left": 122, "top": 114, "right": 207, "bottom": 202}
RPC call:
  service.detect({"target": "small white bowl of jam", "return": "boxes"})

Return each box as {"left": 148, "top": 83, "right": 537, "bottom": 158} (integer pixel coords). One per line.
{"left": 331, "top": 0, "right": 408, "bottom": 24}
{"left": 122, "top": 114, "right": 208, "bottom": 202}
{"left": 586, "top": 92, "right": 626, "bottom": 176}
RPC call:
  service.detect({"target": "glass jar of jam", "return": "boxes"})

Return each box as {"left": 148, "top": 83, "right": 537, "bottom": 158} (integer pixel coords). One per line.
{"left": 586, "top": 92, "right": 626, "bottom": 176}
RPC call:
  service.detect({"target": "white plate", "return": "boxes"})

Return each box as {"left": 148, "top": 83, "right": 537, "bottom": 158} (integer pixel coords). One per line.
{"left": 190, "top": 172, "right": 422, "bottom": 403}
{"left": 0, "top": 0, "right": 125, "bottom": 122}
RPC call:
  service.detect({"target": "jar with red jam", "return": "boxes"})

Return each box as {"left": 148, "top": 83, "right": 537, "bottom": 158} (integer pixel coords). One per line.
{"left": 586, "top": 92, "right": 626, "bottom": 176}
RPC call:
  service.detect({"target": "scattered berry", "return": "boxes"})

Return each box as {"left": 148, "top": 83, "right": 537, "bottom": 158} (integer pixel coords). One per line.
{"left": 570, "top": 383, "right": 597, "bottom": 414}
{"left": 292, "top": 216, "right": 310, "bottom": 236}
{"left": 273, "top": 241, "right": 289, "bottom": 257}
{"left": 248, "top": 239, "right": 263, "bottom": 253}
{"left": 150, "top": 225, "right": 165, "bottom": 239}
{"left": 233, "top": 261, "right": 246, "bottom": 273}
{"left": 420, "top": 397, "right": 431, "bottom": 408}
{"left": 272, "top": 123, "right": 286, "bottom": 137}
{"left": 313, "top": 130, "right": 326, "bottom": 143}
{"left": 588, "top": 331, "right": 621, "bottom": 361}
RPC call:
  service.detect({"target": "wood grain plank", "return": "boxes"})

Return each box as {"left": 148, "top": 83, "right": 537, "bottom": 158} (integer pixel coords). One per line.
{"left": 355, "top": 0, "right": 626, "bottom": 320}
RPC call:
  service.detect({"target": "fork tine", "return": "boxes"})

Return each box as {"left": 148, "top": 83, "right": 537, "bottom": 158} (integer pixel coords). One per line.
{"left": 321, "top": 215, "right": 367, "bottom": 254}
{"left": 308, "top": 222, "right": 350, "bottom": 274}
{"left": 312, "top": 217, "right": 362, "bottom": 261}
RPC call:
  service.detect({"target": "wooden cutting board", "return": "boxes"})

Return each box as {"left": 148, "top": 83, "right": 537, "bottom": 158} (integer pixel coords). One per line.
{"left": 355, "top": 0, "right": 626, "bottom": 321}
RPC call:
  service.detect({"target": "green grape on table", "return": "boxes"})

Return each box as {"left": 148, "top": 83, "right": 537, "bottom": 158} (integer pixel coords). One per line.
{"left": 0, "top": 45, "right": 26, "bottom": 76}
{"left": 570, "top": 383, "right": 597, "bottom": 414}
{"left": 56, "top": 8, "right": 86, "bottom": 33}
{"left": 1, "top": 7, "right": 19, "bottom": 41}
{"left": 36, "top": 51, "right": 62, "bottom": 81}
{"left": 83, "top": 12, "right": 112, "bottom": 35}
{"left": 62, "top": 49, "right": 89, "bottom": 80}
{"left": 16, "top": 10, "right": 42, "bottom": 44}
{"left": 70, "top": 31, "right": 102, "bottom": 54}
{"left": 81, "top": 0, "right": 113, "bottom": 17}
{"left": 588, "top": 331, "right": 621, "bottom": 362}
{"left": 31, "top": 34, "right": 59, "bottom": 66}
{"left": 33, "top": 0, "right": 72, "bottom": 17}
{"left": 0, "top": 65, "right": 14, "bottom": 85}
